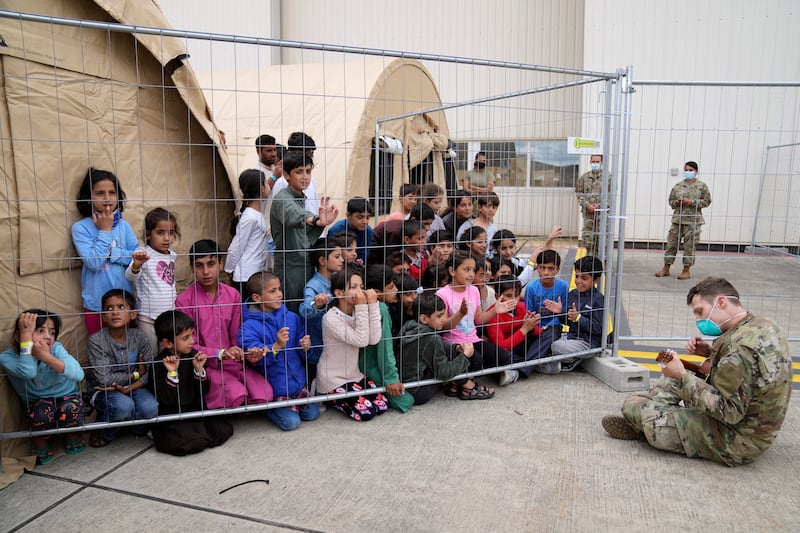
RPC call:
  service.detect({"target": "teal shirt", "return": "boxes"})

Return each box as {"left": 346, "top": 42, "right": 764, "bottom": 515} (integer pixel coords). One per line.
{"left": 0, "top": 342, "right": 84, "bottom": 402}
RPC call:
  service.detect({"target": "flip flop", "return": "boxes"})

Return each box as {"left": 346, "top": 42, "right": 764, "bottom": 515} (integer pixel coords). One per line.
{"left": 65, "top": 436, "right": 87, "bottom": 455}
{"left": 32, "top": 442, "right": 54, "bottom": 465}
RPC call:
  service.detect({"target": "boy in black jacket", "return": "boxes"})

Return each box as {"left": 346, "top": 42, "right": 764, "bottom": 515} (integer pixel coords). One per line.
{"left": 552, "top": 256, "right": 605, "bottom": 372}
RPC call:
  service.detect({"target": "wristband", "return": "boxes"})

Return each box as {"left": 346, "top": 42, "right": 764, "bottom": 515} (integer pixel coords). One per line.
{"left": 167, "top": 370, "right": 178, "bottom": 378}
{"left": 527, "top": 260, "right": 536, "bottom": 268}
{"left": 217, "top": 348, "right": 226, "bottom": 360}
{"left": 20, "top": 341, "right": 33, "bottom": 356}
{"left": 271, "top": 344, "right": 279, "bottom": 356}
{"left": 131, "top": 266, "right": 141, "bottom": 274}
{"left": 133, "top": 371, "right": 140, "bottom": 381}
{"left": 269, "top": 174, "right": 278, "bottom": 182}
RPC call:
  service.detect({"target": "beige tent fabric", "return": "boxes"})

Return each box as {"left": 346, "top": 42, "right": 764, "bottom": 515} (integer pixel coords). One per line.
{"left": 0, "top": 0, "right": 233, "bottom": 484}
{"left": 197, "top": 57, "right": 450, "bottom": 216}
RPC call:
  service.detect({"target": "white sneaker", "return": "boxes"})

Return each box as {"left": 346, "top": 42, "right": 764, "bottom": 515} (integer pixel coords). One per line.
{"left": 499, "top": 369, "right": 519, "bottom": 386}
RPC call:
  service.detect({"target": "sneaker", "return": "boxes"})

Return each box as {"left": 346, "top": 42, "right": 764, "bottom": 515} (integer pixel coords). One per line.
{"left": 601, "top": 415, "right": 647, "bottom": 441}
{"left": 499, "top": 369, "right": 520, "bottom": 387}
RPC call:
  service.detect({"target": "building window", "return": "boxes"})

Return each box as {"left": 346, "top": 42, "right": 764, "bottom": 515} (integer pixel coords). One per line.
{"left": 453, "top": 140, "right": 579, "bottom": 188}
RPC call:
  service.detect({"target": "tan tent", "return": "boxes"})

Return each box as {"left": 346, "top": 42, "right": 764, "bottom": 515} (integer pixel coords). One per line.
{"left": 197, "top": 58, "right": 451, "bottom": 216}
{"left": 0, "top": 0, "right": 234, "bottom": 484}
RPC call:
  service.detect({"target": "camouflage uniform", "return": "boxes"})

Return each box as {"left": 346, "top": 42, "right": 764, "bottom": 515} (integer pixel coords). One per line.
{"left": 621, "top": 313, "right": 792, "bottom": 466}
{"left": 663, "top": 179, "right": 711, "bottom": 267}
{"left": 575, "top": 169, "right": 611, "bottom": 257}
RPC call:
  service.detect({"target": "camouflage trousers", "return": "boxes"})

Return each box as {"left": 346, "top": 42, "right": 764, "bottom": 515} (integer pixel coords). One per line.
{"left": 664, "top": 221, "right": 702, "bottom": 266}
{"left": 621, "top": 378, "right": 762, "bottom": 466}
{"left": 581, "top": 212, "right": 602, "bottom": 258}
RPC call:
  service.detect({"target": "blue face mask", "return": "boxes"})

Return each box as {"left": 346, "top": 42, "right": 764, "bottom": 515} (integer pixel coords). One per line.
{"left": 695, "top": 296, "right": 738, "bottom": 336}
{"left": 684, "top": 171, "right": 696, "bottom": 180}
{"left": 591, "top": 163, "right": 601, "bottom": 172}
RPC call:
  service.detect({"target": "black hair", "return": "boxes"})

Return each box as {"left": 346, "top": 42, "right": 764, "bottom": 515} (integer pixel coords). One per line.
{"left": 443, "top": 189, "right": 472, "bottom": 217}
{"left": 490, "top": 228, "right": 517, "bottom": 252}
{"left": 275, "top": 144, "right": 286, "bottom": 162}
{"left": 419, "top": 182, "right": 443, "bottom": 201}
{"left": 230, "top": 169, "right": 266, "bottom": 236}
{"left": 188, "top": 239, "right": 222, "bottom": 263}
{"left": 365, "top": 264, "right": 395, "bottom": 291}
{"left": 282, "top": 150, "right": 314, "bottom": 174}
{"left": 287, "top": 132, "right": 316, "bottom": 152}
{"left": 154, "top": 310, "right": 195, "bottom": 345}
{"left": 475, "top": 151, "right": 487, "bottom": 160}
{"left": 414, "top": 292, "right": 446, "bottom": 318}
{"left": 574, "top": 255, "right": 604, "bottom": 279}
{"left": 76, "top": 168, "right": 127, "bottom": 218}
{"left": 246, "top": 270, "right": 280, "bottom": 298}
{"left": 330, "top": 263, "right": 365, "bottom": 308}
{"left": 409, "top": 202, "right": 435, "bottom": 222}
{"left": 386, "top": 250, "right": 411, "bottom": 269}
{"left": 144, "top": 207, "right": 181, "bottom": 245}
{"left": 458, "top": 226, "right": 487, "bottom": 251}
{"left": 495, "top": 274, "right": 522, "bottom": 296}
{"left": 535, "top": 249, "right": 562, "bottom": 268}
{"left": 332, "top": 231, "right": 356, "bottom": 250}
{"left": 473, "top": 254, "right": 488, "bottom": 272}
{"left": 490, "top": 255, "right": 515, "bottom": 276}
{"left": 101, "top": 289, "right": 137, "bottom": 310}
{"left": 399, "top": 183, "right": 418, "bottom": 197}
{"left": 426, "top": 229, "right": 452, "bottom": 252}
{"left": 402, "top": 220, "right": 423, "bottom": 242}
{"left": 477, "top": 191, "right": 500, "bottom": 208}
{"left": 450, "top": 250, "right": 477, "bottom": 272}
{"left": 685, "top": 160, "right": 699, "bottom": 172}
{"left": 309, "top": 237, "right": 341, "bottom": 270}
{"left": 421, "top": 260, "right": 450, "bottom": 289}
{"left": 346, "top": 197, "right": 374, "bottom": 215}
{"left": 13, "top": 309, "right": 62, "bottom": 347}
{"left": 255, "top": 134, "right": 276, "bottom": 148}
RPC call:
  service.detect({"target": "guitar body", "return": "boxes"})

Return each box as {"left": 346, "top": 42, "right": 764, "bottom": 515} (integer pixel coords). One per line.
{"left": 656, "top": 350, "right": 710, "bottom": 380}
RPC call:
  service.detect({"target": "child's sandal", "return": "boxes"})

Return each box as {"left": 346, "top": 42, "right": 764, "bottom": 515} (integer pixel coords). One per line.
{"left": 459, "top": 383, "right": 495, "bottom": 400}
{"left": 32, "top": 443, "right": 53, "bottom": 465}
{"left": 444, "top": 382, "right": 461, "bottom": 397}
{"left": 88, "top": 431, "right": 111, "bottom": 448}
{"left": 64, "top": 437, "right": 87, "bottom": 455}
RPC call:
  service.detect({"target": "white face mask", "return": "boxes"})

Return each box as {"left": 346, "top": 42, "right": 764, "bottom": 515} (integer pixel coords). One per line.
{"left": 591, "top": 163, "right": 601, "bottom": 172}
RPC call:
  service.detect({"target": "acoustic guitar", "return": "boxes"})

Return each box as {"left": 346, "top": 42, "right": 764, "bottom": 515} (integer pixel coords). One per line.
{"left": 656, "top": 349, "right": 711, "bottom": 380}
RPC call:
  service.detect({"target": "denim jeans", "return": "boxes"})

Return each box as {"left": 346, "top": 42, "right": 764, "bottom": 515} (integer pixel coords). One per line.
{"left": 93, "top": 388, "right": 159, "bottom": 440}
{"left": 266, "top": 402, "right": 320, "bottom": 431}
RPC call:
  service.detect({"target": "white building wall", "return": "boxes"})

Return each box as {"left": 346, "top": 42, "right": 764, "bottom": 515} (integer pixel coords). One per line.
{"left": 583, "top": 0, "right": 800, "bottom": 246}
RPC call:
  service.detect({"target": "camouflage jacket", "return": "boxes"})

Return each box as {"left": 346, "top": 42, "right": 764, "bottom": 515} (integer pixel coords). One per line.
{"left": 668, "top": 179, "right": 711, "bottom": 224}
{"left": 675, "top": 313, "right": 792, "bottom": 455}
{"left": 575, "top": 170, "right": 611, "bottom": 215}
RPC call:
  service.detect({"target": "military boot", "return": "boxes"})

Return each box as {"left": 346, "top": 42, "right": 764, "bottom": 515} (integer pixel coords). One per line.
{"left": 654, "top": 264, "right": 671, "bottom": 277}
{"left": 677, "top": 266, "right": 691, "bottom": 280}
{"left": 602, "top": 415, "right": 646, "bottom": 441}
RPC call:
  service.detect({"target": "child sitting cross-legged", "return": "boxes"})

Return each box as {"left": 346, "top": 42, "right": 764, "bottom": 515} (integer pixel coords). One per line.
{"left": 316, "top": 265, "right": 389, "bottom": 421}
{"left": 150, "top": 310, "right": 233, "bottom": 455}
{"left": 239, "top": 271, "right": 319, "bottom": 430}
{"left": 0, "top": 310, "right": 86, "bottom": 464}
{"left": 86, "top": 289, "right": 158, "bottom": 448}
{"left": 396, "top": 292, "right": 482, "bottom": 405}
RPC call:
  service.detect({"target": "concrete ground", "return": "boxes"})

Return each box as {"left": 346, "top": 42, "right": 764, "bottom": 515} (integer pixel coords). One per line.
{"left": 2, "top": 248, "right": 799, "bottom": 532}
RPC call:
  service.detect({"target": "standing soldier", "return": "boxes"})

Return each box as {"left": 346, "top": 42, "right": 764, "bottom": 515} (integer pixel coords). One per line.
{"left": 601, "top": 277, "right": 793, "bottom": 466}
{"left": 574, "top": 154, "right": 609, "bottom": 257}
{"left": 655, "top": 161, "right": 712, "bottom": 280}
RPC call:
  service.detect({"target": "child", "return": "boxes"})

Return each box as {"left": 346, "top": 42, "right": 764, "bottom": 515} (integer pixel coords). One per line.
{"left": 86, "top": 289, "right": 158, "bottom": 447}
{"left": 126, "top": 207, "right": 180, "bottom": 351}
{"left": 225, "top": 169, "right": 269, "bottom": 297}
{"left": 270, "top": 151, "right": 339, "bottom": 312}
{"left": 426, "top": 229, "right": 454, "bottom": 265}
{"left": 489, "top": 255, "right": 514, "bottom": 282}
{"left": 150, "top": 310, "right": 233, "bottom": 455}
{"left": 328, "top": 197, "right": 374, "bottom": 265}
{"left": 72, "top": 168, "right": 139, "bottom": 335}
{"left": 419, "top": 182, "right": 446, "bottom": 238}
{"left": 491, "top": 226, "right": 562, "bottom": 286}
{"left": 384, "top": 183, "right": 418, "bottom": 222}
{"left": 472, "top": 192, "right": 500, "bottom": 247}
{"left": 551, "top": 256, "right": 605, "bottom": 372}
{"left": 473, "top": 255, "right": 496, "bottom": 311}
{"left": 359, "top": 265, "right": 414, "bottom": 412}
{"left": 0, "top": 310, "right": 85, "bottom": 463}
{"left": 332, "top": 232, "right": 359, "bottom": 265}
{"left": 386, "top": 250, "right": 411, "bottom": 277}
{"left": 402, "top": 219, "right": 428, "bottom": 282}
{"left": 397, "top": 292, "right": 484, "bottom": 404}
{"left": 441, "top": 189, "right": 473, "bottom": 241}
{"left": 485, "top": 275, "right": 541, "bottom": 385}
{"left": 520, "top": 249, "right": 570, "bottom": 375}
{"left": 175, "top": 239, "right": 272, "bottom": 410}
{"left": 436, "top": 251, "right": 515, "bottom": 387}
{"left": 369, "top": 203, "right": 435, "bottom": 265}
{"left": 458, "top": 226, "right": 489, "bottom": 259}
{"left": 299, "top": 238, "right": 345, "bottom": 382}
{"left": 392, "top": 273, "right": 421, "bottom": 335}
{"left": 421, "top": 260, "right": 450, "bottom": 291}
{"left": 239, "top": 272, "right": 320, "bottom": 430}
{"left": 316, "top": 266, "right": 389, "bottom": 421}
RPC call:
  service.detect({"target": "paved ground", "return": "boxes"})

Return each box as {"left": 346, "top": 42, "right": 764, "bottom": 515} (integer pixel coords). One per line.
{"left": 2, "top": 248, "right": 799, "bottom": 532}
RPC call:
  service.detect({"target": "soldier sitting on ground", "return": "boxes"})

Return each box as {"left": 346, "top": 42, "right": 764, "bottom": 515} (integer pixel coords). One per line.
{"left": 602, "top": 277, "right": 793, "bottom": 466}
